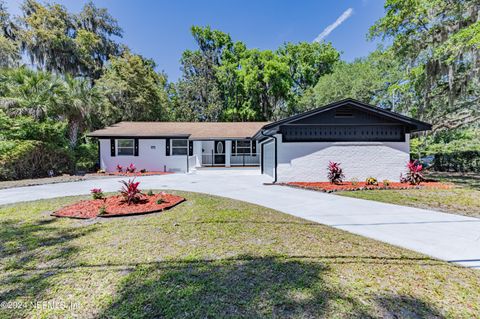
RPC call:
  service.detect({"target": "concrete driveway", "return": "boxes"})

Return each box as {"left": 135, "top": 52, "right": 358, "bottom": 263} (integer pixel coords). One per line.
{"left": 1, "top": 168, "right": 479, "bottom": 268}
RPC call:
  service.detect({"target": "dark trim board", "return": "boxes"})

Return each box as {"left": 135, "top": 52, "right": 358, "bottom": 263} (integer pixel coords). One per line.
{"left": 280, "top": 124, "right": 406, "bottom": 143}
{"left": 253, "top": 98, "right": 432, "bottom": 139}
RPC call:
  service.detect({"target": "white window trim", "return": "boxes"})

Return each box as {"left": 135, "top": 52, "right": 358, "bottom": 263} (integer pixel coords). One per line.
{"left": 234, "top": 140, "right": 252, "bottom": 155}
{"left": 171, "top": 139, "right": 188, "bottom": 156}
{"left": 117, "top": 139, "right": 134, "bottom": 156}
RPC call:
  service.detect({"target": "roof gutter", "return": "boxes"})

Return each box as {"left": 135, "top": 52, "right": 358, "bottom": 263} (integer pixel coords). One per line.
{"left": 261, "top": 130, "right": 277, "bottom": 184}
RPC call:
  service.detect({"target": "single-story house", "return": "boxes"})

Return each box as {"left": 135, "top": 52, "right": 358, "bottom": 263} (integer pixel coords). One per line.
{"left": 88, "top": 98, "right": 431, "bottom": 182}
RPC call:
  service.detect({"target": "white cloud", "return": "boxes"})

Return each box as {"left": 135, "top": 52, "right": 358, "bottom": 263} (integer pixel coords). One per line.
{"left": 313, "top": 8, "right": 354, "bottom": 42}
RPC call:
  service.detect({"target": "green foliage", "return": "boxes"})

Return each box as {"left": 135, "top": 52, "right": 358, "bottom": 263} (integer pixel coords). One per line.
{"left": 98, "top": 204, "right": 107, "bottom": 215}
{"left": 433, "top": 151, "right": 480, "bottom": 173}
{"left": 0, "top": 35, "right": 19, "bottom": 67}
{"left": 411, "top": 129, "right": 480, "bottom": 158}
{"left": 277, "top": 41, "right": 339, "bottom": 94}
{"left": 0, "top": 1, "right": 19, "bottom": 67}
{"left": 0, "top": 140, "right": 73, "bottom": 180}
{"left": 55, "top": 75, "right": 103, "bottom": 147}
{"left": 0, "top": 67, "right": 63, "bottom": 121}
{"left": 74, "top": 139, "right": 98, "bottom": 172}
{"left": 176, "top": 26, "right": 340, "bottom": 121}
{"left": 97, "top": 50, "right": 170, "bottom": 122}
{"left": 369, "top": 0, "right": 480, "bottom": 131}
{"left": 298, "top": 49, "right": 400, "bottom": 110}
{"left": 0, "top": 109, "right": 68, "bottom": 146}
{"left": 18, "top": 0, "right": 122, "bottom": 79}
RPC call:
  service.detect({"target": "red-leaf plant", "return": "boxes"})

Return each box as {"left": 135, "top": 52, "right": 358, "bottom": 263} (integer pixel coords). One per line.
{"left": 405, "top": 160, "right": 424, "bottom": 185}
{"left": 126, "top": 163, "right": 136, "bottom": 173}
{"left": 119, "top": 178, "right": 142, "bottom": 204}
{"left": 116, "top": 164, "right": 123, "bottom": 173}
{"left": 327, "top": 161, "right": 345, "bottom": 184}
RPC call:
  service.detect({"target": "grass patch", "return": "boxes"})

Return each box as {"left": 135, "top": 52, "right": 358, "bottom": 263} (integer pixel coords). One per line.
{"left": 0, "top": 192, "right": 479, "bottom": 318}
{"left": 338, "top": 174, "right": 480, "bottom": 218}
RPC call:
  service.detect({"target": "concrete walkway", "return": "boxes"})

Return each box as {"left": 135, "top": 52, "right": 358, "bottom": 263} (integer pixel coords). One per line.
{"left": 1, "top": 168, "right": 479, "bottom": 268}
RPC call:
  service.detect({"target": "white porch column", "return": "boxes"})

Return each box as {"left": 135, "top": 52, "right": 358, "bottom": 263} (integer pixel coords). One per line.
{"left": 225, "top": 140, "right": 231, "bottom": 167}
{"left": 193, "top": 141, "right": 202, "bottom": 167}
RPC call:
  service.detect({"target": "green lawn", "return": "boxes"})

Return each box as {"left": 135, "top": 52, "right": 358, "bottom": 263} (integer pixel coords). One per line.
{"left": 1, "top": 192, "right": 479, "bottom": 318}
{"left": 338, "top": 173, "right": 480, "bottom": 218}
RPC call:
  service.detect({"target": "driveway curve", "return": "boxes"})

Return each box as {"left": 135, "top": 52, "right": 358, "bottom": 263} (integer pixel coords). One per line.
{"left": 0, "top": 168, "right": 479, "bottom": 268}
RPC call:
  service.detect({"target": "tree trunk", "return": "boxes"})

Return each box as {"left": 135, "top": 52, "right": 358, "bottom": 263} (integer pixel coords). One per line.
{"left": 68, "top": 119, "right": 80, "bottom": 149}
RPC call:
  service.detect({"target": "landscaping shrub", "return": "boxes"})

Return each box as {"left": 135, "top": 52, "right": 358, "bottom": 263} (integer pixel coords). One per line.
{"left": 116, "top": 164, "right": 123, "bottom": 172}
{"left": 0, "top": 140, "right": 73, "bottom": 181}
{"left": 126, "top": 163, "right": 136, "bottom": 173}
{"left": 327, "top": 161, "right": 344, "bottom": 184}
{"left": 119, "top": 179, "right": 142, "bottom": 204}
{"left": 365, "top": 177, "right": 378, "bottom": 185}
{"left": 98, "top": 205, "right": 107, "bottom": 215}
{"left": 382, "top": 180, "right": 390, "bottom": 187}
{"left": 0, "top": 111, "right": 69, "bottom": 147}
{"left": 156, "top": 192, "right": 167, "bottom": 204}
{"left": 433, "top": 151, "right": 480, "bottom": 172}
{"left": 74, "top": 141, "right": 98, "bottom": 172}
{"left": 404, "top": 160, "right": 424, "bottom": 185}
{"left": 90, "top": 188, "right": 104, "bottom": 200}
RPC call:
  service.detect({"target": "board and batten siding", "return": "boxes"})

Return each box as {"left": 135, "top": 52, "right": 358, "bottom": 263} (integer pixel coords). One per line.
{"left": 274, "top": 134, "right": 410, "bottom": 182}
{"left": 99, "top": 138, "right": 188, "bottom": 172}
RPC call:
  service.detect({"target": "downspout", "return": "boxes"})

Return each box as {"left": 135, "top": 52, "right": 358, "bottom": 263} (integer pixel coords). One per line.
{"left": 261, "top": 130, "right": 277, "bottom": 184}
{"left": 186, "top": 146, "right": 189, "bottom": 173}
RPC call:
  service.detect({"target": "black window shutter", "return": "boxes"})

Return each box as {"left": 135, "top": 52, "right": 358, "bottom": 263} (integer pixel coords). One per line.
{"left": 252, "top": 141, "right": 257, "bottom": 156}
{"left": 189, "top": 141, "right": 193, "bottom": 156}
{"left": 110, "top": 139, "right": 116, "bottom": 157}
{"left": 232, "top": 141, "right": 236, "bottom": 154}
{"left": 134, "top": 138, "right": 139, "bottom": 156}
{"left": 165, "top": 138, "right": 170, "bottom": 156}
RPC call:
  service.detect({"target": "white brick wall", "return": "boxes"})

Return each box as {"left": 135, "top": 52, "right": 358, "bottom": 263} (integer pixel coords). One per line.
{"left": 99, "top": 139, "right": 190, "bottom": 173}
{"left": 275, "top": 134, "right": 410, "bottom": 182}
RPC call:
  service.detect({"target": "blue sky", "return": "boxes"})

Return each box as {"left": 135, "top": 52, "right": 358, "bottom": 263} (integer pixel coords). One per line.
{"left": 5, "top": 0, "right": 386, "bottom": 81}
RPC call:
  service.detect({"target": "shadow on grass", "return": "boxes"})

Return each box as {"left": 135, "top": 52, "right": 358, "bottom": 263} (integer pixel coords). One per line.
{"left": 99, "top": 255, "right": 445, "bottom": 319}
{"left": 426, "top": 171, "right": 480, "bottom": 190}
{"left": 375, "top": 295, "right": 446, "bottom": 318}
{"left": 0, "top": 218, "right": 96, "bottom": 318}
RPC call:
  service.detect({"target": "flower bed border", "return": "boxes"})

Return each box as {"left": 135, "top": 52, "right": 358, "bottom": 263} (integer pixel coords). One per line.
{"left": 52, "top": 193, "right": 185, "bottom": 219}
{"left": 282, "top": 181, "right": 452, "bottom": 193}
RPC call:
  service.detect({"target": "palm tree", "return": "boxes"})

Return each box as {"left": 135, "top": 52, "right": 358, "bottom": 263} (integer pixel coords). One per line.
{"left": 0, "top": 67, "right": 62, "bottom": 120}
{"left": 57, "top": 75, "right": 101, "bottom": 148}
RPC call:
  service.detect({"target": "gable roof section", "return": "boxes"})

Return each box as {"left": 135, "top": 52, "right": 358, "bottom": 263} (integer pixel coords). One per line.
{"left": 87, "top": 121, "right": 269, "bottom": 140}
{"left": 253, "top": 98, "right": 432, "bottom": 139}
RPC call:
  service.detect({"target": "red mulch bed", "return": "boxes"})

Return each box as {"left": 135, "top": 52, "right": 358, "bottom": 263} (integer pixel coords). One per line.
{"left": 284, "top": 181, "right": 452, "bottom": 193}
{"left": 90, "top": 171, "right": 173, "bottom": 177}
{"left": 52, "top": 193, "right": 185, "bottom": 219}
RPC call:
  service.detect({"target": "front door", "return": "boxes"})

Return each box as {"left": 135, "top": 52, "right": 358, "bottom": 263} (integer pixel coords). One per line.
{"left": 214, "top": 140, "right": 225, "bottom": 165}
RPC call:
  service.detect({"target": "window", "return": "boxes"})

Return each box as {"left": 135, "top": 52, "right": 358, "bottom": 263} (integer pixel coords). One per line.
{"left": 117, "top": 139, "right": 134, "bottom": 156}
{"left": 171, "top": 139, "right": 188, "bottom": 155}
{"left": 235, "top": 140, "right": 252, "bottom": 154}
